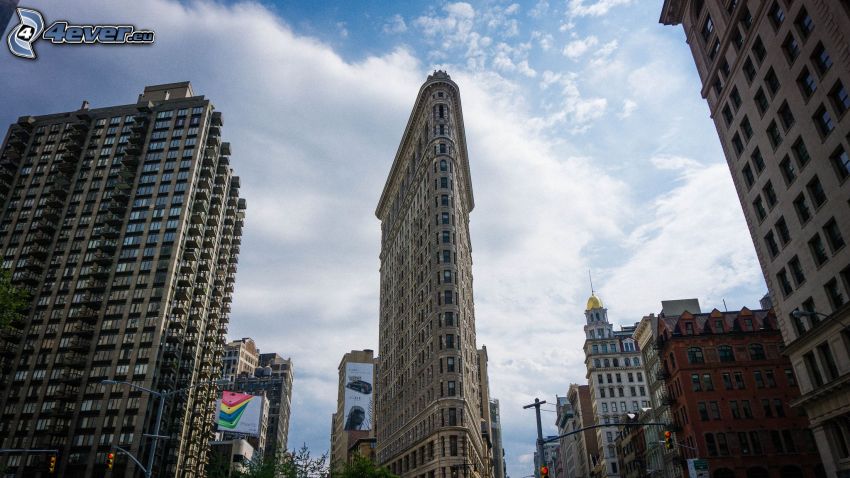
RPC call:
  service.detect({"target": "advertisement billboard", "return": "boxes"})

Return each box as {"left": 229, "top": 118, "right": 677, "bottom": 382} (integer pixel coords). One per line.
{"left": 217, "top": 391, "right": 263, "bottom": 436}
{"left": 343, "top": 362, "right": 373, "bottom": 431}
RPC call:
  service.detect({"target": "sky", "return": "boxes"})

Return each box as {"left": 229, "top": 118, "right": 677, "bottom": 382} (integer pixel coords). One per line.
{"left": 0, "top": 1, "right": 769, "bottom": 477}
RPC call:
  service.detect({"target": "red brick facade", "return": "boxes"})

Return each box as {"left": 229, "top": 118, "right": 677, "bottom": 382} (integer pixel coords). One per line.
{"left": 657, "top": 308, "right": 824, "bottom": 478}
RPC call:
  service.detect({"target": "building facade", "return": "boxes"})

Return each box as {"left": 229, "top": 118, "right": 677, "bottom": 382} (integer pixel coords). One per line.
{"left": 0, "top": 82, "right": 245, "bottom": 477}
{"left": 331, "top": 349, "right": 377, "bottom": 470}
{"left": 489, "top": 399, "right": 506, "bottom": 478}
{"left": 375, "top": 71, "right": 488, "bottom": 478}
{"left": 583, "top": 293, "right": 650, "bottom": 477}
{"left": 222, "top": 337, "right": 259, "bottom": 381}
{"left": 659, "top": 2, "right": 850, "bottom": 474}
{"left": 559, "top": 384, "right": 598, "bottom": 478}
{"left": 224, "top": 352, "right": 293, "bottom": 458}
{"left": 657, "top": 307, "right": 822, "bottom": 477}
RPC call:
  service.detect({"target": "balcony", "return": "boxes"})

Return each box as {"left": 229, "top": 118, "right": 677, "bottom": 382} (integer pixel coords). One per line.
{"left": 660, "top": 394, "right": 676, "bottom": 406}
{"left": 0, "top": 341, "right": 20, "bottom": 357}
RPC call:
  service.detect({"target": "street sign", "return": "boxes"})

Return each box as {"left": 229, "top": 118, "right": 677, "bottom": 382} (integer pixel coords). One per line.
{"left": 687, "top": 459, "right": 709, "bottom": 478}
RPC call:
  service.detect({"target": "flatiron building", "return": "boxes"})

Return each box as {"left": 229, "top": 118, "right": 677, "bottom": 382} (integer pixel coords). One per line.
{"left": 375, "top": 71, "right": 489, "bottom": 478}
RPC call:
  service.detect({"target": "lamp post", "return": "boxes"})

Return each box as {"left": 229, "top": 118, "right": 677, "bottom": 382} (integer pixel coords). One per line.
{"left": 101, "top": 379, "right": 228, "bottom": 478}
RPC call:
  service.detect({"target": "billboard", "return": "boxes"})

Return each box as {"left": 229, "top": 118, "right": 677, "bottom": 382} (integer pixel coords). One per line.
{"left": 343, "top": 362, "right": 373, "bottom": 431}
{"left": 217, "top": 391, "right": 263, "bottom": 436}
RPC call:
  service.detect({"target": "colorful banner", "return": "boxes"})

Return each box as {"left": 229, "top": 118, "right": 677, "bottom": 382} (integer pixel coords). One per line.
{"left": 217, "top": 391, "right": 263, "bottom": 436}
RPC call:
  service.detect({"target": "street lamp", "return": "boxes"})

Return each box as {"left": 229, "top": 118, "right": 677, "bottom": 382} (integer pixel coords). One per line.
{"left": 101, "top": 379, "right": 228, "bottom": 478}
{"left": 790, "top": 309, "right": 830, "bottom": 321}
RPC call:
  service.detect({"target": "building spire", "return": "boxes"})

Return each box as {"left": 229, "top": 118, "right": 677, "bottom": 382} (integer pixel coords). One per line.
{"left": 589, "top": 269, "right": 594, "bottom": 295}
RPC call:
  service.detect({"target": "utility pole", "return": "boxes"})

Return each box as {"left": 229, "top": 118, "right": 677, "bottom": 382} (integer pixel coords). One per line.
{"left": 523, "top": 398, "right": 547, "bottom": 478}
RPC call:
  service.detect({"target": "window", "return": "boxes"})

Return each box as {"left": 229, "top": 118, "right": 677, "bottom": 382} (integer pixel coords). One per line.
{"left": 742, "top": 400, "right": 753, "bottom": 418}
{"left": 804, "top": 351, "right": 824, "bottom": 386}
{"left": 807, "top": 176, "right": 827, "bottom": 208}
{"left": 753, "top": 197, "right": 766, "bottom": 221}
{"left": 809, "top": 234, "right": 829, "bottom": 266}
{"left": 730, "top": 400, "right": 741, "bottom": 419}
{"left": 783, "top": 34, "right": 801, "bottom": 63}
{"left": 743, "top": 58, "right": 756, "bottom": 83}
{"left": 791, "top": 138, "right": 811, "bottom": 166}
{"left": 830, "top": 146, "right": 850, "bottom": 182}
{"left": 755, "top": 371, "right": 765, "bottom": 389}
{"left": 702, "top": 373, "right": 715, "bottom": 391}
{"left": 798, "top": 68, "right": 817, "bottom": 99}
{"left": 780, "top": 157, "right": 797, "bottom": 185}
{"left": 701, "top": 15, "right": 715, "bottom": 42}
{"left": 742, "top": 164, "right": 755, "bottom": 188}
{"left": 763, "top": 181, "right": 777, "bottom": 208}
{"left": 691, "top": 373, "right": 702, "bottom": 391}
{"left": 768, "top": 2, "right": 785, "bottom": 28}
{"left": 778, "top": 269, "right": 793, "bottom": 296}
{"left": 722, "top": 373, "right": 733, "bottom": 390}
{"left": 741, "top": 116, "right": 753, "bottom": 141}
{"left": 732, "top": 133, "right": 744, "bottom": 156}
{"left": 789, "top": 255, "right": 806, "bottom": 286}
{"left": 814, "top": 106, "right": 835, "bottom": 136}
{"left": 752, "top": 37, "right": 766, "bottom": 63}
{"left": 687, "top": 347, "right": 704, "bottom": 364}
{"left": 830, "top": 81, "right": 849, "bottom": 116}
{"left": 794, "top": 193, "right": 811, "bottom": 224}
{"left": 778, "top": 102, "right": 795, "bottom": 130}
{"left": 709, "top": 39, "right": 721, "bottom": 61}
{"left": 765, "top": 68, "right": 780, "bottom": 96}
{"left": 765, "top": 231, "right": 780, "bottom": 258}
{"left": 785, "top": 368, "right": 797, "bottom": 386}
{"left": 812, "top": 43, "right": 833, "bottom": 75}
{"left": 776, "top": 217, "right": 791, "bottom": 246}
{"left": 730, "top": 88, "right": 742, "bottom": 110}
{"left": 767, "top": 121, "right": 782, "bottom": 148}
{"left": 826, "top": 278, "right": 846, "bottom": 309}
{"left": 718, "top": 345, "right": 734, "bottom": 362}
{"left": 824, "top": 218, "right": 846, "bottom": 252}
{"left": 795, "top": 8, "right": 814, "bottom": 39}
{"left": 749, "top": 343, "right": 766, "bottom": 360}
{"left": 698, "top": 402, "right": 709, "bottom": 421}
{"left": 722, "top": 105, "right": 734, "bottom": 125}
{"left": 818, "top": 342, "right": 839, "bottom": 380}
{"left": 754, "top": 88, "right": 769, "bottom": 114}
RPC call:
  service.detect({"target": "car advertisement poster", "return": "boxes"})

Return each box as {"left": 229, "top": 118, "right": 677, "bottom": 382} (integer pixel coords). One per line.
{"left": 343, "top": 362, "right": 373, "bottom": 431}
{"left": 217, "top": 391, "right": 263, "bottom": 436}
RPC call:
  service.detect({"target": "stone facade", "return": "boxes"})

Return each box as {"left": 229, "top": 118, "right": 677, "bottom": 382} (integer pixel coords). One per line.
{"left": 659, "top": 2, "right": 850, "bottom": 474}
{"left": 375, "top": 71, "right": 488, "bottom": 478}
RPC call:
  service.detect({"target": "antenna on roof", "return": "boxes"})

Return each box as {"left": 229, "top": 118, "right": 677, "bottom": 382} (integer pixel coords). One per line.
{"left": 722, "top": 299, "right": 728, "bottom": 312}
{"left": 589, "top": 269, "right": 594, "bottom": 295}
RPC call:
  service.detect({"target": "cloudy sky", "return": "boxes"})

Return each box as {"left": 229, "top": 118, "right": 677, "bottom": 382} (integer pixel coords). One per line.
{"left": 1, "top": 1, "right": 768, "bottom": 476}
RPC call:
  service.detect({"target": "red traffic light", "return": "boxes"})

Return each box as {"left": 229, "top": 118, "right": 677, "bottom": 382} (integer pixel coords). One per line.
{"left": 106, "top": 452, "right": 115, "bottom": 470}
{"left": 48, "top": 455, "right": 56, "bottom": 474}
{"left": 540, "top": 465, "right": 549, "bottom": 478}
{"left": 664, "top": 431, "right": 671, "bottom": 438}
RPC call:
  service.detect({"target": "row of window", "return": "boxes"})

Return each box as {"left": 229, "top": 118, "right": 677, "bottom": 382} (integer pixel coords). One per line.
{"left": 703, "top": 429, "right": 803, "bottom": 457}
{"left": 591, "top": 356, "right": 641, "bottom": 367}
{"left": 598, "top": 385, "right": 646, "bottom": 399}
{"left": 689, "top": 368, "right": 792, "bottom": 392}
{"left": 686, "top": 343, "right": 767, "bottom": 363}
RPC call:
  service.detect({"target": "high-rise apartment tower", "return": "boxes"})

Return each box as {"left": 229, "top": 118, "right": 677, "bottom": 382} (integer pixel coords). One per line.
{"left": 375, "top": 71, "right": 488, "bottom": 478}
{"left": 0, "top": 82, "right": 245, "bottom": 477}
{"left": 660, "top": 2, "right": 850, "bottom": 474}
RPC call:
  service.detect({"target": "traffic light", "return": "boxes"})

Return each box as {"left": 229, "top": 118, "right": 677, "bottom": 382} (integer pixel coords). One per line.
{"left": 540, "top": 465, "right": 549, "bottom": 478}
{"left": 106, "top": 452, "right": 115, "bottom": 470}
{"left": 664, "top": 431, "right": 673, "bottom": 450}
{"left": 48, "top": 455, "right": 56, "bottom": 474}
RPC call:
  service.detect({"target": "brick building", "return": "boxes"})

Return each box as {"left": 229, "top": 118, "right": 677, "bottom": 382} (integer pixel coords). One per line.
{"left": 656, "top": 307, "right": 823, "bottom": 477}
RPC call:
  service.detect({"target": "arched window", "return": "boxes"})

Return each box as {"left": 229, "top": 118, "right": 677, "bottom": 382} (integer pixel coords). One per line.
{"left": 603, "top": 359, "right": 610, "bottom": 367}
{"left": 613, "top": 358, "right": 619, "bottom": 367}
{"left": 717, "top": 345, "right": 735, "bottom": 362}
{"left": 439, "top": 159, "right": 447, "bottom": 171}
{"left": 624, "top": 358, "right": 631, "bottom": 367}
{"left": 749, "top": 343, "right": 766, "bottom": 360}
{"left": 594, "top": 359, "right": 601, "bottom": 368}
{"left": 687, "top": 347, "right": 704, "bottom": 364}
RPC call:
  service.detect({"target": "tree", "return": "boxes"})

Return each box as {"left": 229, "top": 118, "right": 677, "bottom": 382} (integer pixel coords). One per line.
{"left": 333, "top": 454, "right": 398, "bottom": 478}
{"left": 210, "top": 444, "right": 329, "bottom": 478}
{"left": 0, "top": 269, "right": 28, "bottom": 329}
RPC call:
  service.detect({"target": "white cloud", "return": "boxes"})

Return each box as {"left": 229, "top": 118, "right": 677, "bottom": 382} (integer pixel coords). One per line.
{"left": 567, "top": 0, "right": 633, "bottom": 17}
{"left": 382, "top": 14, "right": 407, "bottom": 34}
{"left": 563, "top": 35, "right": 598, "bottom": 59}
{"left": 618, "top": 98, "right": 637, "bottom": 118}
{"left": 529, "top": 0, "right": 550, "bottom": 18}
{"left": 336, "top": 21, "right": 348, "bottom": 38}
{"left": 531, "top": 30, "right": 555, "bottom": 51}
{"left": 414, "top": 2, "right": 476, "bottom": 49}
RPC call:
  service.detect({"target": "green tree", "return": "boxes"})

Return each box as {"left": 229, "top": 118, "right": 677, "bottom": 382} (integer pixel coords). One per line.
{"left": 215, "top": 444, "right": 328, "bottom": 478}
{"left": 0, "top": 269, "right": 28, "bottom": 329}
{"left": 332, "top": 454, "right": 397, "bottom": 478}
